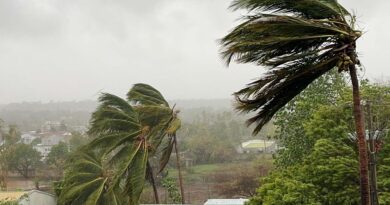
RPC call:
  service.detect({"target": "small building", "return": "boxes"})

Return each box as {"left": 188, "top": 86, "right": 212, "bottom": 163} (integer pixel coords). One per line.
{"left": 18, "top": 190, "right": 57, "bottom": 205}
{"left": 40, "top": 132, "right": 71, "bottom": 146}
{"left": 33, "top": 144, "right": 52, "bottom": 159}
{"left": 21, "top": 132, "right": 38, "bottom": 144}
{"left": 237, "top": 139, "right": 278, "bottom": 154}
{"left": 204, "top": 199, "right": 248, "bottom": 205}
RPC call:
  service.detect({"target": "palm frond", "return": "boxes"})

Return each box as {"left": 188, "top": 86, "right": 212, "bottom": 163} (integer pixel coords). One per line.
{"left": 230, "top": 0, "right": 349, "bottom": 19}
{"left": 124, "top": 145, "right": 148, "bottom": 205}
{"left": 158, "top": 136, "right": 175, "bottom": 173}
{"left": 58, "top": 150, "right": 120, "bottom": 205}
{"left": 127, "top": 83, "right": 169, "bottom": 107}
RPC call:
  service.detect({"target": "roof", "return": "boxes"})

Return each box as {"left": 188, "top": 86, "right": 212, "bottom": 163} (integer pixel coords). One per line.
{"left": 241, "top": 140, "right": 275, "bottom": 149}
{"left": 0, "top": 191, "right": 27, "bottom": 201}
{"left": 0, "top": 190, "right": 56, "bottom": 202}
{"left": 26, "top": 190, "right": 56, "bottom": 197}
{"left": 204, "top": 199, "right": 248, "bottom": 205}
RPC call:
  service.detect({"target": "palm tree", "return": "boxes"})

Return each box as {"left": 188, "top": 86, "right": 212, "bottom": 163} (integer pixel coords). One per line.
{"left": 58, "top": 150, "right": 126, "bottom": 205}
{"left": 220, "top": 0, "right": 368, "bottom": 204}
{"left": 88, "top": 84, "right": 184, "bottom": 205}
{"left": 158, "top": 112, "right": 185, "bottom": 204}
{"left": 127, "top": 84, "right": 186, "bottom": 204}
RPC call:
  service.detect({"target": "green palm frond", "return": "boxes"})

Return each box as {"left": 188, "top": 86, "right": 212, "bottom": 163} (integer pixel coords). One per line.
{"left": 58, "top": 150, "right": 126, "bottom": 205}
{"left": 221, "top": 0, "right": 361, "bottom": 135}
{"left": 89, "top": 93, "right": 140, "bottom": 135}
{"left": 124, "top": 146, "right": 148, "bottom": 205}
{"left": 127, "top": 83, "right": 169, "bottom": 107}
{"left": 158, "top": 136, "right": 175, "bottom": 173}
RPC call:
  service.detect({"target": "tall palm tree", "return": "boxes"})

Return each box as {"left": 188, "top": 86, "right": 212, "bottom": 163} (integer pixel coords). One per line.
{"left": 58, "top": 150, "right": 126, "bottom": 205}
{"left": 127, "top": 84, "right": 186, "bottom": 204}
{"left": 88, "top": 84, "right": 183, "bottom": 205}
{"left": 220, "top": 0, "right": 368, "bottom": 204}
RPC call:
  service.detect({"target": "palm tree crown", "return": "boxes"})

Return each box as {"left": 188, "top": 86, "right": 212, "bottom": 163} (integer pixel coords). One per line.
{"left": 84, "top": 84, "right": 182, "bottom": 205}
{"left": 220, "top": 0, "right": 361, "bottom": 134}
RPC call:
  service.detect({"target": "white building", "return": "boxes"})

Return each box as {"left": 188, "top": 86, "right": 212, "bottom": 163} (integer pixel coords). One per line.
{"left": 21, "top": 132, "right": 38, "bottom": 144}
{"left": 204, "top": 199, "right": 248, "bottom": 205}
{"left": 33, "top": 144, "right": 52, "bottom": 159}
{"left": 237, "top": 139, "right": 278, "bottom": 154}
{"left": 40, "top": 132, "right": 71, "bottom": 146}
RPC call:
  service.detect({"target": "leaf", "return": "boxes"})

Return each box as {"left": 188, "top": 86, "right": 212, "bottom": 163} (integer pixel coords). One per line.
{"left": 158, "top": 136, "right": 175, "bottom": 173}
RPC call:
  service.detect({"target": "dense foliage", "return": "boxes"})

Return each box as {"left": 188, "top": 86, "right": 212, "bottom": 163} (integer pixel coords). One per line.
{"left": 249, "top": 81, "right": 390, "bottom": 204}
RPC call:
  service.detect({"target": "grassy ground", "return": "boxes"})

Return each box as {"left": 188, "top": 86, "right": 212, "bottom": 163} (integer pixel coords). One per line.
{"left": 168, "top": 154, "right": 274, "bottom": 182}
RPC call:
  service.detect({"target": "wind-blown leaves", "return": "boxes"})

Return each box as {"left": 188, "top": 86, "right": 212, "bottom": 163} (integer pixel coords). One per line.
{"left": 58, "top": 150, "right": 127, "bottom": 205}
{"left": 159, "top": 136, "right": 175, "bottom": 173}
{"left": 127, "top": 83, "right": 169, "bottom": 107}
{"left": 220, "top": 0, "right": 361, "bottom": 135}
{"left": 230, "top": 0, "right": 349, "bottom": 19}
{"left": 80, "top": 84, "right": 183, "bottom": 205}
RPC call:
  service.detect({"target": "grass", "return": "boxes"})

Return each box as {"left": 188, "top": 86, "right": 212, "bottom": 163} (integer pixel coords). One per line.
{"left": 167, "top": 156, "right": 274, "bottom": 183}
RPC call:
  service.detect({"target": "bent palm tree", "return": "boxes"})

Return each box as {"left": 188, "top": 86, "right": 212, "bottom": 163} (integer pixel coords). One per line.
{"left": 127, "top": 84, "right": 185, "bottom": 204}
{"left": 220, "top": 0, "right": 368, "bottom": 204}
{"left": 88, "top": 84, "right": 183, "bottom": 205}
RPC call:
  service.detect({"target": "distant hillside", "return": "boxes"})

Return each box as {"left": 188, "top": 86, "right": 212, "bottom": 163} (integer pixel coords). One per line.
{"left": 0, "top": 99, "right": 235, "bottom": 131}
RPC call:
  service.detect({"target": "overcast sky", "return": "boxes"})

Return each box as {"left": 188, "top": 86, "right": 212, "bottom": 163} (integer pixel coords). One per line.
{"left": 0, "top": 0, "right": 389, "bottom": 104}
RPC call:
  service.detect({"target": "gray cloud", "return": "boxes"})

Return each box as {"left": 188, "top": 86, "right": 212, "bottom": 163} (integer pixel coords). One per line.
{"left": 0, "top": 0, "right": 388, "bottom": 103}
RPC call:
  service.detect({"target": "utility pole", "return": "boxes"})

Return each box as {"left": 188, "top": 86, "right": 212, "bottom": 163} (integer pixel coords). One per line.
{"left": 367, "top": 101, "right": 379, "bottom": 205}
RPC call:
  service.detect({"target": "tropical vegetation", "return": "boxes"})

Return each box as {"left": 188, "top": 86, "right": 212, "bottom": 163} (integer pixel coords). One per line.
{"left": 57, "top": 84, "right": 185, "bottom": 205}
{"left": 220, "top": 0, "right": 369, "bottom": 203}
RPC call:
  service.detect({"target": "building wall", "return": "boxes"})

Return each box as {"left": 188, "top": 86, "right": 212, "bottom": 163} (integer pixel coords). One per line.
{"left": 19, "top": 191, "right": 57, "bottom": 205}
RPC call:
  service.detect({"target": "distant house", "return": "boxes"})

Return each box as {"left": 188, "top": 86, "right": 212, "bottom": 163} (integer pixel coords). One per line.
{"left": 21, "top": 132, "right": 38, "bottom": 144}
{"left": 237, "top": 139, "right": 278, "bottom": 154}
{"left": 33, "top": 144, "right": 53, "bottom": 159}
{"left": 18, "top": 190, "right": 57, "bottom": 205}
{"left": 204, "top": 199, "right": 248, "bottom": 205}
{"left": 40, "top": 132, "right": 71, "bottom": 146}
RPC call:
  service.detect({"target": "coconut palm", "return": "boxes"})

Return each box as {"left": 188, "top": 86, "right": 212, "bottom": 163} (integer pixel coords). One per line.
{"left": 88, "top": 84, "right": 183, "bottom": 205}
{"left": 58, "top": 150, "right": 126, "bottom": 205}
{"left": 127, "top": 84, "right": 186, "bottom": 204}
{"left": 220, "top": 0, "right": 368, "bottom": 204}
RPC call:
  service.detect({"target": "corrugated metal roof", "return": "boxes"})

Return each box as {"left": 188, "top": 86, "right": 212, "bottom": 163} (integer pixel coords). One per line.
{"left": 0, "top": 191, "right": 27, "bottom": 201}
{"left": 204, "top": 199, "right": 248, "bottom": 205}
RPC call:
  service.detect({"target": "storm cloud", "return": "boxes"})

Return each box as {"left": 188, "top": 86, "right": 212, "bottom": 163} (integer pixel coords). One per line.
{"left": 0, "top": 0, "right": 389, "bottom": 103}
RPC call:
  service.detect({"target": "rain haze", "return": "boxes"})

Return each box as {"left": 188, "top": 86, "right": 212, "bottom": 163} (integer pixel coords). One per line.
{"left": 0, "top": 0, "right": 389, "bottom": 103}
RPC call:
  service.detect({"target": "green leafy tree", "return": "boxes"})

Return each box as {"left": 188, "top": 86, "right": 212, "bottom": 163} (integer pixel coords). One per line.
{"left": 46, "top": 142, "right": 70, "bottom": 178}
{"left": 3, "top": 125, "right": 20, "bottom": 145}
{"left": 249, "top": 168, "right": 320, "bottom": 205}
{"left": 302, "top": 139, "right": 360, "bottom": 204}
{"left": 220, "top": 0, "right": 369, "bottom": 202}
{"left": 274, "top": 73, "right": 345, "bottom": 167}
{"left": 249, "top": 139, "right": 360, "bottom": 205}
{"left": 3, "top": 143, "right": 41, "bottom": 179}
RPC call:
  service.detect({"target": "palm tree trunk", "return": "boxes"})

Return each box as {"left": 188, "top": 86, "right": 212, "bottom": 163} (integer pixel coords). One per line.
{"left": 147, "top": 161, "right": 160, "bottom": 204}
{"left": 349, "top": 65, "right": 370, "bottom": 205}
{"left": 174, "top": 135, "right": 185, "bottom": 204}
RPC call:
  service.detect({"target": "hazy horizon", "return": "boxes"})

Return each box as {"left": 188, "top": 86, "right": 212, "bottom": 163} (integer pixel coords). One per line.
{"left": 1, "top": 0, "right": 389, "bottom": 104}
